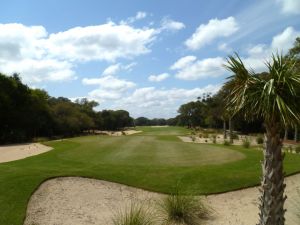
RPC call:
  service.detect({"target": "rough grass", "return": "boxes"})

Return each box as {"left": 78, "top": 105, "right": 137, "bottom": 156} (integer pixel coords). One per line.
{"left": 0, "top": 126, "right": 300, "bottom": 225}
{"left": 113, "top": 203, "right": 155, "bottom": 225}
{"left": 159, "top": 191, "right": 210, "bottom": 225}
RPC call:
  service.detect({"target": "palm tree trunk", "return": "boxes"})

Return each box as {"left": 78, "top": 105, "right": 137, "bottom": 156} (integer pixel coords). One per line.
{"left": 295, "top": 126, "right": 298, "bottom": 142}
{"left": 229, "top": 118, "right": 233, "bottom": 143}
{"left": 223, "top": 120, "right": 227, "bottom": 139}
{"left": 284, "top": 128, "right": 288, "bottom": 141}
{"left": 258, "top": 123, "right": 286, "bottom": 225}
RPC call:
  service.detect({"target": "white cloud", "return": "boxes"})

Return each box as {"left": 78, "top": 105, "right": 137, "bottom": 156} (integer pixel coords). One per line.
{"left": 0, "top": 23, "right": 47, "bottom": 60}
{"left": 161, "top": 18, "right": 185, "bottom": 31}
{"left": 277, "top": 0, "right": 300, "bottom": 15}
{"left": 46, "top": 22, "right": 157, "bottom": 62}
{"left": 148, "top": 73, "right": 170, "bottom": 82}
{"left": 123, "top": 62, "right": 137, "bottom": 71}
{"left": 116, "top": 84, "right": 221, "bottom": 118}
{"left": 83, "top": 75, "right": 136, "bottom": 103}
{"left": 171, "top": 56, "right": 226, "bottom": 80}
{"left": 271, "top": 26, "right": 300, "bottom": 51}
{"left": 247, "top": 44, "right": 268, "bottom": 56}
{"left": 170, "top": 55, "right": 197, "bottom": 70}
{"left": 102, "top": 62, "right": 137, "bottom": 76}
{"left": 88, "top": 89, "right": 122, "bottom": 101}
{"left": 0, "top": 20, "right": 157, "bottom": 84}
{"left": 102, "top": 63, "right": 121, "bottom": 76}
{"left": 0, "top": 23, "right": 76, "bottom": 84}
{"left": 136, "top": 11, "right": 147, "bottom": 20}
{"left": 82, "top": 75, "right": 136, "bottom": 91}
{"left": 239, "top": 26, "right": 300, "bottom": 72}
{"left": 185, "top": 17, "right": 239, "bottom": 50}
{"left": 218, "top": 43, "right": 232, "bottom": 53}
{"left": 121, "top": 11, "right": 148, "bottom": 24}
{"left": 0, "top": 58, "right": 75, "bottom": 84}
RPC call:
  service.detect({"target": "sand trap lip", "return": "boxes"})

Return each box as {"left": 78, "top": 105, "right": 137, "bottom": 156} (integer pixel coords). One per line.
{"left": 0, "top": 143, "right": 53, "bottom": 163}
{"left": 24, "top": 174, "right": 300, "bottom": 225}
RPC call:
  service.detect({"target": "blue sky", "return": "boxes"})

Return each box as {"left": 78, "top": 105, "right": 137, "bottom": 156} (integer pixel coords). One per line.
{"left": 1, "top": 0, "right": 300, "bottom": 118}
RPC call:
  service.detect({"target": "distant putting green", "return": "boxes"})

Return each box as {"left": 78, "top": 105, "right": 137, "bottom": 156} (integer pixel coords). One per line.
{"left": 0, "top": 126, "right": 300, "bottom": 225}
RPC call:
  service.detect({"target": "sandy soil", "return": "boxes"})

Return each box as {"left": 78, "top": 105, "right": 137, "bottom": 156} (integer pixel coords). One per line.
{"left": 24, "top": 174, "right": 300, "bottom": 225}
{"left": 178, "top": 135, "right": 258, "bottom": 146}
{"left": 204, "top": 174, "right": 300, "bottom": 225}
{"left": 0, "top": 143, "right": 52, "bottom": 163}
{"left": 94, "top": 130, "right": 142, "bottom": 136}
{"left": 24, "top": 178, "right": 161, "bottom": 225}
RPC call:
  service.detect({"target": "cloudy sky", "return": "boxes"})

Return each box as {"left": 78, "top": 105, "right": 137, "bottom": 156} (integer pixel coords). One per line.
{"left": 1, "top": 0, "right": 300, "bottom": 118}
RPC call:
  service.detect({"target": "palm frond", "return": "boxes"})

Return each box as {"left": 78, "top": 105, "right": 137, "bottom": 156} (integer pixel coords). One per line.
{"left": 224, "top": 53, "right": 300, "bottom": 127}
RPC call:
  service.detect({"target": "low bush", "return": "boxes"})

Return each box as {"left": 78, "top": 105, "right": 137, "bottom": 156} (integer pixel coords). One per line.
{"left": 223, "top": 140, "right": 231, "bottom": 146}
{"left": 113, "top": 203, "right": 154, "bottom": 225}
{"left": 202, "top": 133, "right": 209, "bottom": 139}
{"left": 159, "top": 190, "right": 210, "bottom": 225}
{"left": 256, "top": 136, "right": 264, "bottom": 144}
{"left": 295, "top": 146, "right": 300, "bottom": 154}
{"left": 231, "top": 133, "right": 239, "bottom": 140}
{"left": 211, "top": 135, "right": 217, "bottom": 144}
{"left": 242, "top": 139, "right": 250, "bottom": 148}
{"left": 191, "top": 136, "right": 196, "bottom": 142}
{"left": 286, "top": 146, "right": 293, "bottom": 153}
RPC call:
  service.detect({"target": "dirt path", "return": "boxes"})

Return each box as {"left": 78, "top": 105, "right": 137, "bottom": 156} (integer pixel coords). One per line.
{"left": 0, "top": 143, "right": 52, "bottom": 163}
{"left": 24, "top": 174, "right": 300, "bottom": 225}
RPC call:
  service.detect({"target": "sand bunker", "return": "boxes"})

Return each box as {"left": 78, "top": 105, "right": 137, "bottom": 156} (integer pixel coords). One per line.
{"left": 94, "top": 130, "right": 142, "bottom": 136}
{"left": 24, "top": 174, "right": 300, "bottom": 225}
{"left": 0, "top": 143, "right": 52, "bottom": 163}
{"left": 24, "top": 178, "right": 161, "bottom": 225}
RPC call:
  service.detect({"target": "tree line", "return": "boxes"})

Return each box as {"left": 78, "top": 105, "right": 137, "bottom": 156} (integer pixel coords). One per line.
{"left": 0, "top": 74, "right": 133, "bottom": 144}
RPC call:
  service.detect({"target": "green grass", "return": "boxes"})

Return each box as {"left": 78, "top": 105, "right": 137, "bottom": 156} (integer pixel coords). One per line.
{"left": 0, "top": 126, "right": 300, "bottom": 225}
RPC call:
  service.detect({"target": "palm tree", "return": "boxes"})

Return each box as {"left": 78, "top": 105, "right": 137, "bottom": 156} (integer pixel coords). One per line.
{"left": 224, "top": 53, "right": 300, "bottom": 225}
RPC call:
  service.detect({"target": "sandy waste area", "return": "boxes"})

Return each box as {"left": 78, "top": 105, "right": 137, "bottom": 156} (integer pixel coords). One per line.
{"left": 24, "top": 174, "right": 300, "bottom": 225}
{"left": 0, "top": 143, "right": 52, "bottom": 163}
{"left": 94, "top": 130, "right": 142, "bottom": 136}
{"left": 178, "top": 135, "right": 259, "bottom": 146}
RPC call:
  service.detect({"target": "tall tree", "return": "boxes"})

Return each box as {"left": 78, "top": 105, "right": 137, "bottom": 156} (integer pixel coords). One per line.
{"left": 224, "top": 54, "right": 300, "bottom": 225}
